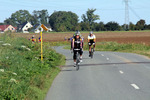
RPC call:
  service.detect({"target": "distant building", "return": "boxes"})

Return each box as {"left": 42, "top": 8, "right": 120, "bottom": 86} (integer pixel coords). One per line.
{"left": 34, "top": 24, "right": 52, "bottom": 33}
{"left": 0, "top": 25, "right": 17, "bottom": 33}
{"left": 17, "top": 22, "right": 33, "bottom": 33}
{"left": 33, "top": 24, "right": 41, "bottom": 33}
{"left": 45, "top": 24, "right": 53, "bottom": 32}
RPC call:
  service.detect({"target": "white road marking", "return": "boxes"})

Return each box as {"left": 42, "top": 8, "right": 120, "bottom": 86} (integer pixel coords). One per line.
{"left": 119, "top": 71, "right": 124, "bottom": 74}
{"left": 131, "top": 84, "right": 140, "bottom": 89}
{"left": 106, "top": 58, "right": 109, "bottom": 60}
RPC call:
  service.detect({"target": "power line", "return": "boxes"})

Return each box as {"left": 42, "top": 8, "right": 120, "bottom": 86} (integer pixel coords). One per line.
{"left": 129, "top": 5, "right": 141, "bottom": 20}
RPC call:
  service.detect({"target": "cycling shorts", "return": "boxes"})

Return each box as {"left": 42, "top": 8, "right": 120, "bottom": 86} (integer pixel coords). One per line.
{"left": 88, "top": 40, "right": 95, "bottom": 46}
{"left": 73, "top": 48, "right": 83, "bottom": 59}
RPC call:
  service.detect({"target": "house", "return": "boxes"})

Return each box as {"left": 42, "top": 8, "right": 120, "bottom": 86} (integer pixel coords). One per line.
{"left": 45, "top": 24, "right": 53, "bottom": 32}
{"left": 17, "top": 22, "right": 33, "bottom": 33}
{"left": 34, "top": 24, "right": 52, "bottom": 33}
{"left": 0, "top": 25, "right": 16, "bottom": 33}
{"left": 33, "top": 24, "right": 41, "bottom": 33}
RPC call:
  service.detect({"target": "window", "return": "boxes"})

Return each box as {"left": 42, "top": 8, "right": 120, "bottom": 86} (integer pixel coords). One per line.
{"left": 12, "top": 28, "right": 14, "bottom": 30}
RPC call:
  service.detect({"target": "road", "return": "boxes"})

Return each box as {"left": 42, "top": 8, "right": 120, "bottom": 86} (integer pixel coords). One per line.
{"left": 45, "top": 46, "right": 150, "bottom": 100}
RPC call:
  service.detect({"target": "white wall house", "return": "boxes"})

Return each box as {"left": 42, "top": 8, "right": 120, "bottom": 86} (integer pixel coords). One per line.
{"left": 22, "top": 22, "right": 33, "bottom": 33}
{"left": 34, "top": 24, "right": 41, "bottom": 33}
{"left": 34, "top": 24, "right": 52, "bottom": 33}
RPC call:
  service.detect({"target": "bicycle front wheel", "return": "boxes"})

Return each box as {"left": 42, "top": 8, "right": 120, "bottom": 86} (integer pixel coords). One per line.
{"left": 91, "top": 48, "right": 93, "bottom": 58}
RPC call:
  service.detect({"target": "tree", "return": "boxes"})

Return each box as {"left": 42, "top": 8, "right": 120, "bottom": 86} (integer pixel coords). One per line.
{"left": 105, "top": 22, "right": 120, "bottom": 31}
{"left": 4, "top": 18, "right": 14, "bottom": 26}
{"left": 31, "top": 10, "right": 40, "bottom": 25}
{"left": 92, "top": 22, "right": 99, "bottom": 31}
{"left": 49, "top": 11, "right": 79, "bottom": 32}
{"left": 136, "top": 19, "right": 146, "bottom": 30}
{"left": 0, "top": 23, "right": 4, "bottom": 25}
{"left": 97, "top": 22, "right": 106, "bottom": 31}
{"left": 4, "top": 10, "right": 32, "bottom": 26}
{"left": 145, "top": 24, "right": 150, "bottom": 30}
{"left": 80, "top": 21, "right": 90, "bottom": 31}
{"left": 81, "top": 8, "right": 100, "bottom": 29}
{"left": 129, "top": 22, "right": 136, "bottom": 30}
{"left": 32, "top": 10, "right": 49, "bottom": 25}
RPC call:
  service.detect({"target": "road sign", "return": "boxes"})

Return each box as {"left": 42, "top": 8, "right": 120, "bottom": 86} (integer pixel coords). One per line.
{"left": 41, "top": 24, "right": 48, "bottom": 31}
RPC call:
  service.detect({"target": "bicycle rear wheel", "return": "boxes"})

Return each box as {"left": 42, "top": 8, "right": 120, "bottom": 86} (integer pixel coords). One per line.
{"left": 76, "top": 63, "right": 79, "bottom": 71}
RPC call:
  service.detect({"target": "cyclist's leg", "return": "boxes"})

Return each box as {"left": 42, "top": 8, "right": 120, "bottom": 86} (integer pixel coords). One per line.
{"left": 73, "top": 50, "right": 77, "bottom": 66}
{"left": 79, "top": 49, "right": 83, "bottom": 62}
{"left": 89, "top": 43, "right": 92, "bottom": 56}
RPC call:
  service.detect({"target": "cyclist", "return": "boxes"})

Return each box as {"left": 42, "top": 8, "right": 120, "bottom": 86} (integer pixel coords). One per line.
{"left": 72, "top": 31, "right": 83, "bottom": 67}
{"left": 88, "top": 31, "right": 96, "bottom": 57}
{"left": 30, "top": 35, "right": 36, "bottom": 43}
{"left": 38, "top": 36, "right": 41, "bottom": 43}
{"left": 71, "top": 31, "right": 84, "bottom": 51}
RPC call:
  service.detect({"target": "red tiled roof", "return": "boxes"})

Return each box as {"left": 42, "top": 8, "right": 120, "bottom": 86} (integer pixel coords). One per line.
{"left": 0, "top": 25, "right": 10, "bottom": 31}
{"left": 0, "top": 25, "right": 17, "bottom": 31}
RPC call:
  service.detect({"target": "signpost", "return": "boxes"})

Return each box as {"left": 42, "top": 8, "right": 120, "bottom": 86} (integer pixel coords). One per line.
{"left": 40, "top": 24, "right": 48, "bottom": 61}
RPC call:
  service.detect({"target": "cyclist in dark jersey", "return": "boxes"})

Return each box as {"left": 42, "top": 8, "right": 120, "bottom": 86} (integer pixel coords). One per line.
{"left": 72, "top": 31, "right": 83, "bottom": 67}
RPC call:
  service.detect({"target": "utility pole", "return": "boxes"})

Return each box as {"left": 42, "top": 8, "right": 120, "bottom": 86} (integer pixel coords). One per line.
{"left": 124, "top": 0, "right": 129, "bottom": 30}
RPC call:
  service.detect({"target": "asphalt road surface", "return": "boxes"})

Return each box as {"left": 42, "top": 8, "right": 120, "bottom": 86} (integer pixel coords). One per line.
{"left": 45, "top": 46, "right": 150, "bottom": 100}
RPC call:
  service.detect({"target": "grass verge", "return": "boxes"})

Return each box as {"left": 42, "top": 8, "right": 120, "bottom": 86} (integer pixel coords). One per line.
{"left": 95, "top": 42, "right": 150, "bottom": 58}
{"left": 0, "top": 33, "right": 65, "bottom": 100}
{"left": 61, "top": 41, "right": 150, "bottom": 58}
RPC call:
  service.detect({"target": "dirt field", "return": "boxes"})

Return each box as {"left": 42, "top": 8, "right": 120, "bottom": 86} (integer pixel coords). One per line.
{"left": 15, "top": 31, "right": 150, "bottom": 45}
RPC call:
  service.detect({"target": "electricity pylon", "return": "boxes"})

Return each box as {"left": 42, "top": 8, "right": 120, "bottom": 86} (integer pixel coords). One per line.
{"left": 124, "top": 0, "right": 129, "bottom": 30}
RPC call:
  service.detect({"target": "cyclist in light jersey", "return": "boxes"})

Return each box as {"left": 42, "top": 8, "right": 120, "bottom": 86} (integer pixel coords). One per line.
{"left": 88, "top": 31, "right": 96, "bottom": 57}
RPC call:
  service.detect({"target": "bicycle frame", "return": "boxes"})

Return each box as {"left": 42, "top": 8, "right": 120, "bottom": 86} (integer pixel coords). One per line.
{"left": 90, "top": 47, "right": 94, "bottom": 58}
{"left": 90, "top": 43, "right": 95, "bottom": 59}
{"left": 74, "top": 49, "right": 80, "bottom": 71}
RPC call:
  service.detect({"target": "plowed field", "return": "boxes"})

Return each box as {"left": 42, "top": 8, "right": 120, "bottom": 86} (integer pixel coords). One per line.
{"left": 15, "top": 31, "right": 150, "bottom": 45}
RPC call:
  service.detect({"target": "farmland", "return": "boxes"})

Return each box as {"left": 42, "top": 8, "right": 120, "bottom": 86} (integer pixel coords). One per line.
{"left": 14, "top": 31, "right": 150, "bottom": 45}
{"left": 1, "top": 31, "right": 150, "bottom": 99}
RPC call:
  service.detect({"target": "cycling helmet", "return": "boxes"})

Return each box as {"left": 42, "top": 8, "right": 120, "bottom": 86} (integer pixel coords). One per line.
{"left": 75, "top": 31, "right": 80, "bottom": 36}
{"left": 89, "top": 31, "right": 93, "bottom": 34}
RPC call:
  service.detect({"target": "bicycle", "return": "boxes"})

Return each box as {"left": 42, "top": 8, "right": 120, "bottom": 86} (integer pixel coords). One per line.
{"left": 89, "top": 43, "right": 95, "bottom": 59}
{"left": 90, "top": 47, "right": 94, "bottom": 58}
{"left": 74, "top": 49, "right": 80, "bottom": 71}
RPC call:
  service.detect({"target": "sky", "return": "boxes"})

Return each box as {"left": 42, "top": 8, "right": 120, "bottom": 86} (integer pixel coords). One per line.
{"left": 0, "top": 0, "right": 150, "bottom": 25}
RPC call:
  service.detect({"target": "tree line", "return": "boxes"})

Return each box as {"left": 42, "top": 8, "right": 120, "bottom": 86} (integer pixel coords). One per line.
{"left": 0, "top": 9, "right": 150, "bottom": 32}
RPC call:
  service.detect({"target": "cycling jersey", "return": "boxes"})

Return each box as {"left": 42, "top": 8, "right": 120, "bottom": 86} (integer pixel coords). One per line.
{"left": 31, "top": 38, "right": 36, "bottom": 42}
{"left": 88, "top": 34, "right": 96, "bottom": 41}
{"left": 88, "top": 34, "right": 96, "bottom": 44}
{"left": 72, "top": 36, "right": 82, "bottom": 49}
